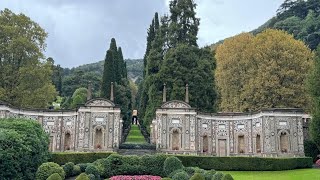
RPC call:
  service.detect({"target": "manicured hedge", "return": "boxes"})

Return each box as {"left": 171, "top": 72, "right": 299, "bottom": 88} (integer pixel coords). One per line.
{"left": 50, "top": 152, "right": 114, "bottom": 165}
{"left": 176, "top": 156, "right": 313, "bottom": 171}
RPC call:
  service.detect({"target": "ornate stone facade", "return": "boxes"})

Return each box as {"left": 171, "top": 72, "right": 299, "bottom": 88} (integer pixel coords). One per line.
{"left": 0, "top": 98, "right": 122, "bottom": 152}
{"left": 151, "top": 100, "right": 309, "bottom": 157}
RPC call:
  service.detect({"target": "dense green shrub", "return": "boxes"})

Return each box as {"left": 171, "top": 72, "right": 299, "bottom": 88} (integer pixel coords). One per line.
{"left": 176, "top": 156, "right": 312, "bottom": 170}
{"left": 212, "top": 172, "right": 224, "bottom": 180}
{"left": 171, "top": 171, "right": 189, "bottom": 180}
{"left": 88, "top": 174, "right": 96, "bottom": 180}
{"left": 190, "top": 173, "right": 205, "bottom": 180}
{"left": 0, "top": 119, "right": 50, "bottom": 179}
{"left": 163, "top": 156, "right": 184, "bottom": 176}
{"left": 168, "top": 169, "right": 186, "bottom": 178}
{"left": 141, "top": 154, "right": 167, "bottom": 176}
{"left": 119, "top": 143, "right": 156, "bottom": 149}
{"left": 222, "top": 174, "right": 234, "bottom": 180}
{"left": 161, "top": 178, "right": 172, "bottom": 180}
{"left": 51, "top": 152, "right": 114, "bottom": 165}
{"left": 304, "top": 139, "right": 320, "bottom": 162}
{"left": 46, "top": 173, "right": 62, "bottom": 180}
{"left": 73, "top": 165, "right": 82, "bottom": 176}
{"left": 63, "top": 162, "right": 75, "bottom": 177}
{"left": 78, "top": 163, "right": 92, "bottom": 172}
{"left": 204, "top": 170, "right": 216, "bottom": 180}
{"left": 85, "top": 164, "right": 100, "bottom": 179}
{"left": 76, "top": 173, "right": 90, "bottom": 180}
{"left": 36, "top": 162, "right": 65, "bottom": 180}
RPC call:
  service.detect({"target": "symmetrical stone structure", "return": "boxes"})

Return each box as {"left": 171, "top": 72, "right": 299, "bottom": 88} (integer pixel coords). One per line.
{"left": 150, "top": 84, "right": 310, "bottom": 157}
{"left": 0, "top": 98, "right": 122, "bottom": 152}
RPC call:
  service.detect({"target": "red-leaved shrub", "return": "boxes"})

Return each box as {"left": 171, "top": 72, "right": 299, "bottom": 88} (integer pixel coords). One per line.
{"left": 316, "top": 159, "right": 320, "bottom": 167}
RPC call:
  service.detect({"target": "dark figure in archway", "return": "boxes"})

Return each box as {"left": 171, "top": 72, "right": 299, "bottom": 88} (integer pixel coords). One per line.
{"left": 132, "top": 110, "right": 138, "bottom": 124}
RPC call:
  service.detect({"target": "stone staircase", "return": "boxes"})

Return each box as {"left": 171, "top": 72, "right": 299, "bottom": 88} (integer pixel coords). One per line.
{"left": 117, "top": 148, "right": 157, "bottom": 156}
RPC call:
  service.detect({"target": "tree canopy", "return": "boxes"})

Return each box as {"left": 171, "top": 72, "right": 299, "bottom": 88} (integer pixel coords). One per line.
{"left": 215, "top": 29, "right": 313, "bottom": 112}
{"left": 0, "top": 8, "right": 57, "bottom": 108}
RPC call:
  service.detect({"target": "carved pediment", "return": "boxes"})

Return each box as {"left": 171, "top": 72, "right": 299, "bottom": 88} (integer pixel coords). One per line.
{"left": 85, "top": 99, "right": 115, "bottom": 107}
{"left": 161, "top": 100, "right": 191, "bottom": 109}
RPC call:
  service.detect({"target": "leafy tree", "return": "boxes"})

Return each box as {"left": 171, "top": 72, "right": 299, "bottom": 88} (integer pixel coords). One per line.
{"left": 71, "top": 88, "right": 88, "bottom": 108}
{"left": 308, "top": 45, "right": 320, "bottom": 150}
{"left": 215, "top": 29, "right": 313, "bottom": 112}
{"left": 0, "top": 8, "right": 57, "bottom": 108}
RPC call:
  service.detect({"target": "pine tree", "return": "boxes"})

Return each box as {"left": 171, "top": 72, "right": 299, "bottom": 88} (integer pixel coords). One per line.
{"left": 168, "top": 0, "right": 200, "bottom": 47}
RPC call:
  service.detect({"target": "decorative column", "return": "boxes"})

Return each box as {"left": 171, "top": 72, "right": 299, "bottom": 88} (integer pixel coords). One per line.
{"left": 87, "top": 81, "right": 92, "bottom": 101}
{"left": 163, "top": 83, "right": 167, "bottom": 103}
{"left": 110, "top": 82, "right": 114, "bottom": 102}
{"left": 185, "top": 84, "right": 189, "bottom": 103}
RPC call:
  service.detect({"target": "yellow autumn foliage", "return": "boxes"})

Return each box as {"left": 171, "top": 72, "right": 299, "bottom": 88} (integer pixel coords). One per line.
{"left": 215, "top": 29, "right": 313, "bottom": 112}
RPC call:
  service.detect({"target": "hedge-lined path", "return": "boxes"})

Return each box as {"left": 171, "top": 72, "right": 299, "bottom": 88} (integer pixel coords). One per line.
{"left": 124, "top": 125, "right": 147, "bottom": 144}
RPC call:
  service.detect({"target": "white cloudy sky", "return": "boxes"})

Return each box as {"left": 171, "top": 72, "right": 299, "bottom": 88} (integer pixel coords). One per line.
{"left": 0, "top": 0, "right": 284, "bottom": 68}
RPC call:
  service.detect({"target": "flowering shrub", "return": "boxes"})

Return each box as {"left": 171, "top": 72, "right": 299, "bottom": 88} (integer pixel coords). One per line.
{"left": 110, "top": 175, "right": 162, "bottom": 180}
{"left": 316, "top": 159, "right": 320, "bottom": 167}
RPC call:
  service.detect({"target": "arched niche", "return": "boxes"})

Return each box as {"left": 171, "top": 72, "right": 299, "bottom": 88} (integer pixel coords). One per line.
{"left": 203, "top": 135, "right": 209, "bottom": 153}
{"left": 94, "top": 126, "right": 104, "bottom": 149}
{"left": 238, "top": 135, "right": 245, "bottom": 154}
{"left": 279, "top": 130, "right": 290, "bottom": 153}
{"left": 64, "top": 131, "right": 71, "bottom": 151}
{"left": 171, "top": 128, "right": 181, "bottom": 150}
{"left": 256, "top": 134, "right": 261, "bottom": 153}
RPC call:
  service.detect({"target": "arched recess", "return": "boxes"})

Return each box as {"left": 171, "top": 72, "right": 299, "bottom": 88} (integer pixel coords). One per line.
{"left": 171, "top": 128, "right": 181, "bottom": 150}
{"left": 279, "top": 130, "right": 290, "bottom": 153}
{"left": 94, "top": 126, "right": 104, "bottom": 149}
{"left": 238, "top": 135, "right": 245, "bottom": 154}
{"left": 203, "top": 135, "right": 209, "bottom": 153}
{"left": 64, "top": 131, "right": 72, "bottom": 151}
{"left": 256, "top": 134, "right": 261, "bottom": 153}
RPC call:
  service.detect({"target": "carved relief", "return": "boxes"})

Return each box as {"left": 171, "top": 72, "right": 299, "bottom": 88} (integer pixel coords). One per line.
{"left": 86, "top": 99, "right": 114, "bottom": 107}
{"left": 161, "top": 101, "right": 191, "bottom": 109}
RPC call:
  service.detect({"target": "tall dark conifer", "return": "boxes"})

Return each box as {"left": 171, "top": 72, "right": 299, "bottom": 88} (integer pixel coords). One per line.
{"left": 101, "top": 49, "right": 114, "bottom": 98}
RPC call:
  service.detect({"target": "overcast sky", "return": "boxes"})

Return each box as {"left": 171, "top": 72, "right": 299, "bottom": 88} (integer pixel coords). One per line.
{"left": 0, "top": 0, "right": 284, "bottom": 68}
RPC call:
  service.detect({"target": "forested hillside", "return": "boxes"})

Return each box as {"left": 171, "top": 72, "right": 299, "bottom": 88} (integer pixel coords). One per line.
{"left": 254, "top": 0, "right": 320, "bottom": 50}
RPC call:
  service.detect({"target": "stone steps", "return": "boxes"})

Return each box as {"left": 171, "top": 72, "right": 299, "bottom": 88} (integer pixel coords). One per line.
{"left": 117, "top": 148, "right": 157, "bottom": 156}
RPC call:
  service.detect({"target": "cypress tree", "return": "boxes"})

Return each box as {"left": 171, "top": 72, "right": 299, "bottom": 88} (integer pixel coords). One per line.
{"left": 101, "top": 49, "right": 115, "bottom": 98}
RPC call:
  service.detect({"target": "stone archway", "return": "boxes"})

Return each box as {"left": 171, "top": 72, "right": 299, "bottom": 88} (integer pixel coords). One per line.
{"left": 203, "top": 135, "right": 209, "bottom": 153}
{"left": 279, "top": 131, "right": 289, "bottom": 153}
{"left": 238, "top": 135, "right": 245, "bottom": 153}
{"left": 64, "top": 132, "right": 71, "bottom": 151}
{"left": 94, "top": 127, "right": 103, "bottom": 149}
{"left": 172, "top": 129, "right": 180, "bottom": 150}
{"left": 256, "top": 134, "right": 261, "bottom": 153}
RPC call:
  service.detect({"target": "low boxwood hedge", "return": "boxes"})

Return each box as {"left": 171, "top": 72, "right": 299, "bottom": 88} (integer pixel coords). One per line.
{"left": 50, "top": 152, "right": 114, "bottom": 165}
{"left": 176, "top": 156, "right": 312, "bottom": 171}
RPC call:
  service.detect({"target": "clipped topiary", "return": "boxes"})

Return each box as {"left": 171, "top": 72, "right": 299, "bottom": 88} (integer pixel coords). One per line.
{"left": 76, "top": 173, "right": 90, "bottom": 180}
{"left": 85, "top": 165, "right": 100, "bottom": 180}
{"left": 204, "top": 170, "right": 216, "bottom": 180}
{"left": 222, "top": 174, "right": 234, "bottom": 180}
{"left": 88, "top": 174, "right": 96, "bottom": 180}
{"left": 171, "top": 171, "right": 189, "bottom": 180}
{"left": 161, "top": 178, "right": 172, "bottom": 180}
{"left": 163, "top": 156, "right": 184, "bottom": 176}
{"left": 190, "top": 173, "right": 205, "bottom": 180}
{"left": 46, "top": 173, "right": 62, "bottom": 180}
{"left": 211, "top": 172, "right": 224, "bottom": 180}
{"left": 73, "top": 165, "right": 82, "bottom": 176}
{"left": 36, "top": 162, "right": 65, "bottom": 180}
{"left": 63, "top": 162, "right": 75, "bottom": 177}
{"left": 78, "top": 163, "right": 91, "bottom": 172}
{"left": 168, "top": 169, "right": 186, "bottom": 178}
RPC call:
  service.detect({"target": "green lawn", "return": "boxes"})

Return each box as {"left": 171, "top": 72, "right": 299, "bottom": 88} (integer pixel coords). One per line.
{"left": 125, "top": 125, "right": 146, "bottom": 144}
{"left": 223, "top": 169, "right": 320, "bottom": 180}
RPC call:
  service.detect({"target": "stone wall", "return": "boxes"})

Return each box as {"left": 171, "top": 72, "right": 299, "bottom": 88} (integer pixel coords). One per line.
{"left": 0, "top": 98, "right": 122, "bottom": 152}
{"left": 152, "top": 101, "right": 310, "bottom": 157}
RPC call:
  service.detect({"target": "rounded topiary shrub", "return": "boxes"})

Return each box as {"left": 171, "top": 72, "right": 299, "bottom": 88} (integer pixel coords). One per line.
{"left": 63, "top": 162, "right": 75, "bottom": 177}
{"left": 0, "top": 119, "right": 50, "bottom": 180}
{"left": 78, "top": 163, "right": 91, "bottom": 172}
{"left": 168, "top": 169, "right": 186, "bottom": 178}
{"left": 212, "top": 172, "right": 224, "bottom": 180}
{"left": 163, "top": 156, "right": 184, "bottom": 176}
{"left": 222, "top": 174, "right": 234, "bottom": 180}
{"left": 76, "top": 173, "right": 90, "bottom": 180}
{"left": 190, "top": 173, "right": 205, "bottom": 180}
{"left": 88, "top": 174, "right": 96, "bottom": 180}
{"left": 204, "top": 170, "right": 216, "bottom": 180}
{"left": 73, "top": 165, "right": 82, "bottom": 176}
{"left": 171, "top": 171, "right": 189, "bottom": 180}
{"left": 85, "top": 165, "right": 100, "bottom": 179}
{"left": 36, "top": 162, "right": 65, "bottom": 180}
{"left": 46, "top": 173, "right": 62, "bottom": 180}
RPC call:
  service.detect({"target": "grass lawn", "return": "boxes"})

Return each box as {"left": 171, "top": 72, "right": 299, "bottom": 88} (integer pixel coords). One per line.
{"left": 223, "top": 169, "right": 320, "bottom": 180}
{"left": 125, "top": 125, "right": 146, "bottom": 144}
